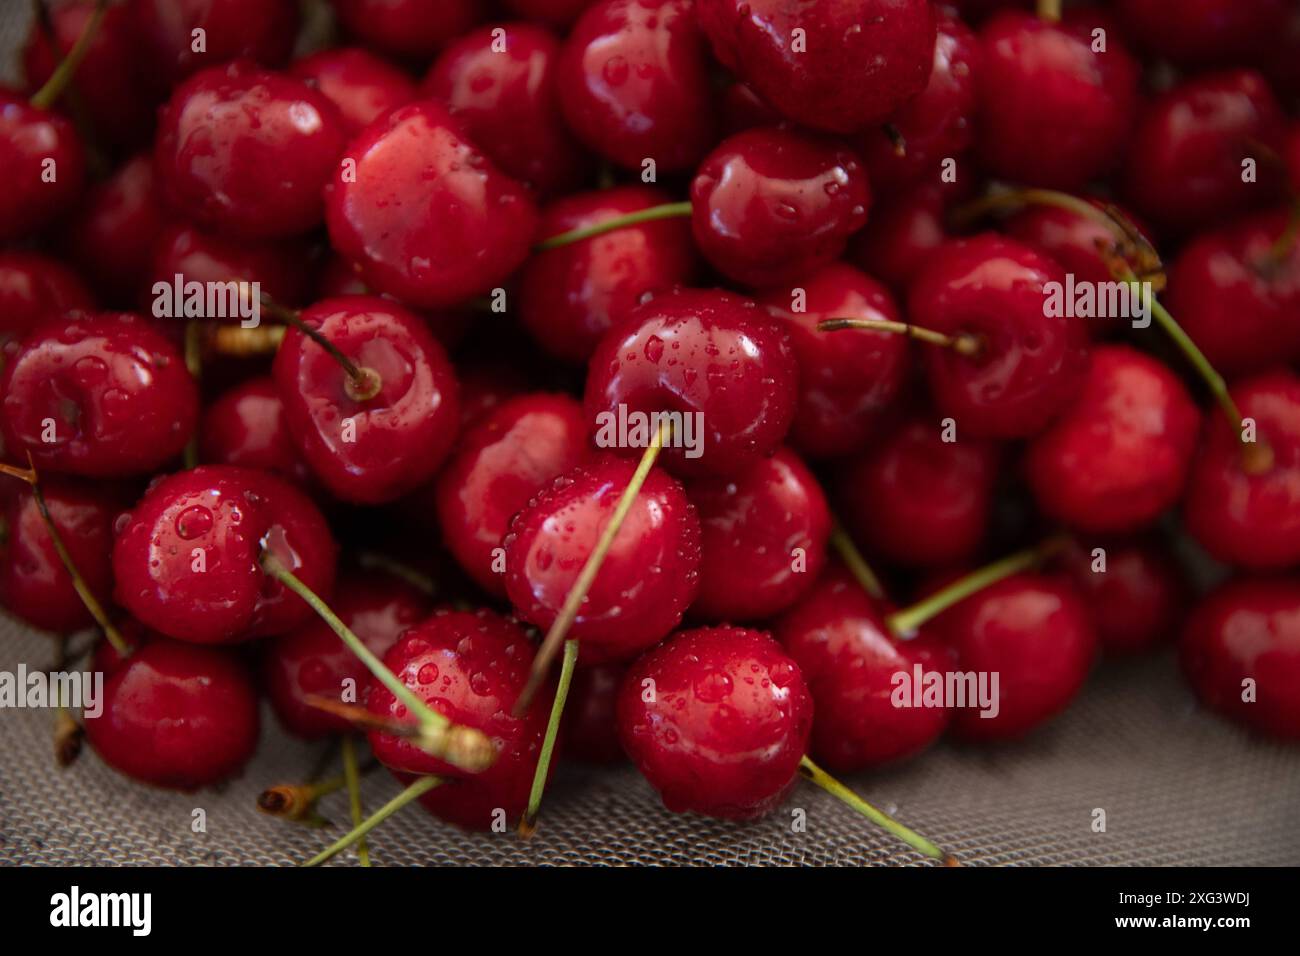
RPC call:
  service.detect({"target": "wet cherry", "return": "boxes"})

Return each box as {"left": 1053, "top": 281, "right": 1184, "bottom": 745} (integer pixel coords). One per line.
{"left": 848, "top": 182, "right": 959, "bottom": 296}
{"left": 130, "top": 0, "right": 300, "bottom": 88}
{"left": 0, "top": 87, "right": 86, "bottom": 243}
{"left": 291, "top": 47, "right": 418, "bottom": 136}
{"left": 198, "top": 377, "right": 313, "bottom": 484}
{"left": 150, "top": 223, "right": 318, "bottom": 314}
{"left": 1058, "top": 538, "right": 1184, "bottom": 657}
{"left": 0, "top": 252, "right": 94, "bottom": 359}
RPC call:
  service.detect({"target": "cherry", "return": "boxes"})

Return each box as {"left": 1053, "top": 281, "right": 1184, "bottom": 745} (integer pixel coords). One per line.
{"left": 0, "top": 87, "right": 86, "bottom": 243}
{"left": 155, "top": 61, "right": 348, "bottom": 240}
{"left": 198, "top": 376, "right": 312, "bottom": 484}
{"left": 1180, "top": 576, "right": 1300, "bottom": 741}
{"left": 837, "top": 415, "right": 1001, "bottom": 569}
{"left": 562, "top": 662, "right": 627, "bottom": 763}
{"left": 272, "top": 295, "right": 461, "bottom": 504}
{"left": 0, "top": 478, "right": 117, "bottom": 634}
{"left": 129, "top": 0, "right": 300, "bottom": 88}
{"left": 84, "top": 633, "right": 260, "bottom": 790}
{"left": 933, "top": 571, "right": 1097, "bottom": 741}
{"left": 455, "top": 353, "right": 536, "bottom": 427}
{"left": 150, "top": 223, "right": 318, "bottom": 314}
{"left": 364, "top": 609, "right": 552, "bottom": 830}
{"left": 324, "top": 101, "right": 539, "bottom": 310}
{"left": 848, "top": 182, "right": 959, "bottom": 296}
{"left": 617, "top": 626, "right": 811, "bottom": 819}
{"left": 974, "top": 10, "right": 1138, "bottom": 191}
{"left": 859, "top": 11, "right": 980, "bottom": 193}
{"left": 1025, "top": 345, "right": 1199, "bottom": 535}
{"left": 264, "top": 571, "right": 430, "bottom": 739}
{"left": 583, "top": 288, "right": 800, "bottom": 477}
{"left": 112, "top": 465, "right": 338, "bottom": 643}
{"left": 1183, "top": 370, "right": 1300, "bottom": 570}
{"left": 0, "top": 252, "right": 94, "bottom": 359}
{"left": 686, "top": 446, "right": 830, "bottom": 622}
{"left": 505, "top": 0, "right": 598, "bottom": 24}
{"left": 774, "top": 565, "right": 953, "bottom": 771}
{"left": 1, "top": 312, "right": 198, "bottom": 477}
{"left": 504, "top": 454, "right": 701, "bottom": 664}
{"left": 1058, "top": 538, "right": 1184, "bottom": 657}
{"left": 1122, "top": 70, "right": 1287, "bottom": 236}
{"left": 329, "top": 0, "right": 482, "bottom": 60}
{"left": 312, "top": 256, "right": 474, "bottom": 349}
{"left": 434, "top": 393, "right": 589, "bottom": 597}
{"left": 756, "top": 263, "right": 907, "bottom": 459}
{"left": 291, "top": 47, "right": 418, "bottom": 136}
{"left": 556, "top": 0, "right": 715, "bottom": 173}
{"left": 696, "top": 0, "right": 936, "bottom": 134}
{"left": 688, "top": 127, "right": 871, "bottom": 289}
{"left": 521, "top": 186, "right": 697, "bottom": 363}
{"left": 1115, "top": 0, "right": 1290, "bottom": 70}
{"left": 718, "top": 80, "right": 783, "bottom": 135}
{"left": 907, "top": 233, "right": 1089, "bottom": 439}
{"left": 1288, "top": 124, "right": 1300, "bottom": 194}
{"left": 425, "top": 22, "right": 592, "bottom": 197}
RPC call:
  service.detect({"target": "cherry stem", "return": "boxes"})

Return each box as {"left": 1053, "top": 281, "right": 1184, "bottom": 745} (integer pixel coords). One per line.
{"left": 258, "top": 774, "right": 347, "bottom": 824}
{"left": 356, "top": 551, "right": 437, "bottom": 597}
{"left": 260, "top": 294, "right": 381, "bottom": 401}
{"left": 1036, "top": 0, "right": 1062, "bottom": 23}
{"left": 819, "top": 317, "right": 983, "bottom": 358}
{"left": 303, "top": 775, "right": 440, "bottom": 868}
{"left": 52, "top": 636, "right": 83, "bottom": 767}
{"left": 29, "top": 0, "right": 106, "bottom": 111}
{"left": 519, "top": 638, "right": 579, "bottom": 837}
{"left": 886, "top": 535, "right": 1070, "bottom": 637}
{"left": 799, "top": 756, "right": 957, "bottom": 865}
{"left": 513, "top": 422, "right": 671, "bottom": 715}
{"left": 829, "top": 522, "right": 885, "bottom": 600}
{"left": 207, "top": 324, "right": 286, "bottom": 358}
{"left": 342, "top": 735, "right": 370, "bottom": 866}
{"left": 536, "top": 201, "right": 693, "bottom": 251}
{"left": 260, "top": 551, "right": 496, "bottom": 774}
{"left": 0, "top": 456, "right": 129, "bottom": 655}
{"left": 883, "top": 123, "right": 907, "bottom": 158}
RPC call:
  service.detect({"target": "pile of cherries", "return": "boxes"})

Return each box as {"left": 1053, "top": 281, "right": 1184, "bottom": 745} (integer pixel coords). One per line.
{"left": 3, "top": 0, "right": 1299, "bottom": 865}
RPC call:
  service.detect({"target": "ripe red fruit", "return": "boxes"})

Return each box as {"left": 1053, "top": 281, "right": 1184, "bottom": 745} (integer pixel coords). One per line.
{"left": 130, "top": 0, "right": 300, "bottom": 87}
{"left": 696, "top": 0, "right": 937, "bottom": 134}
{"left": 150, "top": 223, "right": 317, "bottom": 314}
{"left": 505, "top": 0, "right": 597, "bottom": 24}
{"left": 618, "top": 626, "right": 812, "bottom": 819}
{"left": 291, "top": 47, "right": 418, "bottom": 135}
{"left": 112, "top": 466, "right": 337, "bottom": 644}
{"left": 329, "top": 0, "right": 481, "bottom": 60}
{"left": 1115, "top": 0, "right": 1290, "bottom": 70}
{"left": 0, "top": 89, "right": 86, "bottom": 243}
{"left": 198, "top": 377, "right": 312, "bottom": 484}
{"left": 0, "top": 252, "right": 94, "bottom": 358}
{"left": 689, "top": 127, "right": 871, "bottom": 289}
{"left": 1058, "top": 539, "right": 1184, "bottom": 657}
{"left": 563, "top": 662, "right": 627, "bottom": 763}
{"left": 848, "top": 182, "right": 957, "bottom": 295}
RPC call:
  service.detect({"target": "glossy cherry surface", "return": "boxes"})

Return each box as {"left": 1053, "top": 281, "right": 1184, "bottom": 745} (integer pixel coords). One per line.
{"left": 0, "top": 89, "right": 86, "bottom": 243}
{"left": 0, "top": 312, "right": 198, "bottom": 477}
{"left": 291, "top": 47, "right": 418, "bottom": 135}
{"left": 848, "top": 182, "right": 957, "bottom": 295}
{"left": 130, "top": 0, "right": 300, "bottom": 87}
{"left": 583, "top": 288, "right": 800, "bottom": 477}
{"left": 198, "top": 377, "right": 312, "bottom": 484}
{"left": 618, "top": 626, "right": 812, "bottom": 820}
{"left": 1059, "top": 538, "right": 1184, "bottom": 657}
{"left": 112, "top": 465, "right": 337, "bottom": 643}
{"left": 150, "top": 223, "right": 317, "bottom": 313}
{"left": 0, "top": 252, "right": 94, "bottom": 358}
{"left": 325, "top": 101, "right": 539, "bottom": 310}
{"left": 330, "top": 0, "right": 482, "bottom": 60}
{"left": 696, "top": 0, "right": 936, "bottom": 134}
{"left": 689, "top": 126, "right": 871, "bottom": 289}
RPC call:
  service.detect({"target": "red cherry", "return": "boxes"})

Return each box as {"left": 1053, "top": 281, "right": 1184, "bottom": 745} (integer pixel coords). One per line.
{"left": 150, "top": 223, "right": 318, "bottom": 314}
{"left": 504, "top": 0, "right": 598, "bottom": 24}
{"left": 556, "top": 0, "right": 716, "bottom": 173}
{"left": 0, "top": 252, "right": 94, "bottom": 358}
{"left": 774, "top": 566, "right": 952, "bottom": 771}
{"left": 1115, "top": 0, "right": 1290, "bottom": 70}
{"left": 1183, "top": 370, "right": 1300, "bottom": 570}
{"left": 503, "top": 454, "right": 701, "bottom": 664}
{"left": 848, "top": 182, "right": 958, "bottom": 296}
{"left": 521, "top": 186, "right": 697, "bottom": 362}
{"left": 837, "top": 415, "right": 1001, "bottom": 569}
{"left": 0, "top": 88, "right": 86, "bottom": 243}
{"left": 688, "top": 127, "right": 871, "bottom": 289}
{"left": 329, "top": 0, "right": 482, "bottom": 60}
{"left": 264, "top": 572, "right": 430, "bottom": 739}
{"left": 425, "top": 22, "right": 592, "bottom": 197}
{"left": 696, "top": 0, "right": 936, "bottom": 134}
{"left": 84, "top": 634, "right": 260, "bottom": 790}
{"left": 583, "top": 288, "right": 800, "bottom": 477}
{"left": 313, "top": 256, "right": 475, "bottom": 349}
{"left": 1287, "top": 124, "right": 1300, "bottom": 193}
{"left": 757, "top": 263, "right": 907, "bottom": 458}
{"left": 272, "top": 295, "right": 461, "bottom": 504}
{"left": 936, "top": 572, "right": 1097, "bottom": 741}
{"left": 562, "top": 662, "right": 627, "bottom": 763}
{"left": 1, "top": 312, "right": 198, "bottom": 477}
{"left": 365, "top": 610, "right": 551, "bottom": 830}
{"left": 291, "top": 47, "right": 418, "bottom": 136}
{"left": 129, "top": 0, "right": 300, "bottom": 87}
{"left": 1122, "top": 70, "right": 1287, "bottom": 236}
{"left": 434, "top": 393, "right": 589, "bottom": 597}
{"left": 617, "top": 626, "right": 812, "bottom": 819}
{"left": 1180, "top": 576, "right": 1300, "bottom": 741}
{"left": 907, "top": 234, "right": 1089, "bottom": 439}
{"left": 324, "top": 101, "right": 539, "bottom": 310}
{"left": 198, "top": 376, "right": 312, "bottom": 484}
{"left": 1058, "top": 538, "right": 1184, "bottom": 657}
{"left": 686, "top": 447, "right": 830, "bottom": 621}
{"left": 112, "top": 465, "right": 338, "bottom": 643}
{"left": 155, "top": 61, "right": 348, "bottom": 240}
{"left": 718, "top": 79, "right": 782, "bottom": 135}
{"left": 0, "top": 478, "right": 117, "bottom": 634}
{"left": 974, "top": 10, "right": 1138, "bottom": 191}
{"left": 1025, "top": 345, "right": 1199, "bottom": 534}
{"left": 456, "top": 353, "right": 536, "bottom": 427}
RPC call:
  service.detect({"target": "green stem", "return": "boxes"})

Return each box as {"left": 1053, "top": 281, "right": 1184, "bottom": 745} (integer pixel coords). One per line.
{"left": 536, "top": 201, "right": 693, "bottom": 251}
{"left": 829, "top": 523, "right": 885, "bottom": 601}
{"left": 886, "top": 536, "right": 1069, "bottom": 636}
{"left": 519, "top": 638, "right": 579, "bottom": 836}
{"left": 799, "top": 756, "right": 956, "bottom": 865}
{"left": 819, "top": 317, "right": 983, "bottom": 358}
{"left": 342, "top": 735, "right": 370, "bottom": 867}
{"left": 30, "top": 0, "right": 107, "bottom": 111}
{"left": 303, "top": 775, "right": 440, "bottom": 867}
{"left": 260, "top": 294, "right": 380, "bottom": 400}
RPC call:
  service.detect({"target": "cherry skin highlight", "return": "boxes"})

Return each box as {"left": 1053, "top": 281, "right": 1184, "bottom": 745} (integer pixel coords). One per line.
{"left": 291, "top": 47, "right": 419, "bottom": 136}
{"left": 0, "top": 252, "right": 94, "bottom": 359}
{"left": 198, "top": 377, "right": 313, "bottom": 485}
{"left": 0, "top": 88, "right": 86, "bottom": 243}
{"left": 129, "top": 0, "right": 300, "bottom": 88}
{"left": 150, "top": 223, "right": 318, "bottom": 314}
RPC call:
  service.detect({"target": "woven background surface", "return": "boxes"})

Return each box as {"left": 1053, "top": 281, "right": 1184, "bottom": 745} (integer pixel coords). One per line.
{"left": 1, "top": 4, "right": 1297, "bottom": 867}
